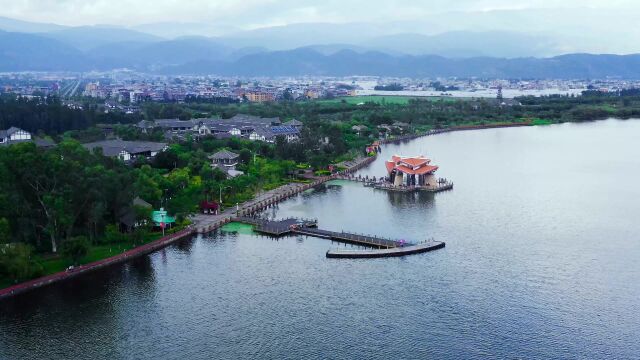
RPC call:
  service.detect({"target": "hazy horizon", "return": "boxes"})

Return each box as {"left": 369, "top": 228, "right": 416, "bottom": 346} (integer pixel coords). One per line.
{"left": 1, "top": 1, "right": 640, "bottom": 55}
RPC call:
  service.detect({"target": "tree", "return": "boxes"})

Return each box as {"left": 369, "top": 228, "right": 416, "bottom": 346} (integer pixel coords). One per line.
{"left": 0, "top": 218, "right": 9, "bottom": 244}
{"left": 61, "top": 236, "right": 90, "bottom": 265}
{"left": 282, "top": 88, "right": 293, "bottom": 101}
{"left": 0, "top": 243, "right": 42, "bottom": 282}
{"left": 239, "top": 149, "right": 252, "bottom": 164}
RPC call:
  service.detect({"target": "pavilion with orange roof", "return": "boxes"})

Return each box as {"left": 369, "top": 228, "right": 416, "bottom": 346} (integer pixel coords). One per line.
{"left": 385, "top": 155, "right": 440, "bottom": 187}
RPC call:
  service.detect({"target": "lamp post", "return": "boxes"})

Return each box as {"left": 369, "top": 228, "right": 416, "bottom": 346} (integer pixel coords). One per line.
{"left": 161, "top": 188, "right": 168, "bottom": 208}
{"left": 161, "top": 213, "right": 165, "bottom": 236}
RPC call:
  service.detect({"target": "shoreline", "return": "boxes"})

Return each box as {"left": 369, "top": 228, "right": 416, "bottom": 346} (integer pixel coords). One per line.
{"left": 0, "top": 121, "right": 528, "bottom": 300}
{"left": 0, "top": 156, "right": 376, "bottom": 301}
{"left": 0, "top": 227, "right": 193, "bottom": 300}
{"left": 379, "top": 121, "right": 532, "bottom": 144}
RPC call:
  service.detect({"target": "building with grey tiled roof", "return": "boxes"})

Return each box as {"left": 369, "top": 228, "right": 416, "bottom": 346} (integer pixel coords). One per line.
{"left": 83, "top": 140, "right": 167, "bottom": 161}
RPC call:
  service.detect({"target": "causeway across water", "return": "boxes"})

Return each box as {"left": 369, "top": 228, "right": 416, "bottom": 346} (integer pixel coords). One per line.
{"left": 231, "top": 217, "right": 445, "bottom": 258}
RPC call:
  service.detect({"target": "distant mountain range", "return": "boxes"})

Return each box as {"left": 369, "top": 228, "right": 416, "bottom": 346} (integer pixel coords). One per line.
{"left": 2, "top": 16, "right": 640, "bottom": 78}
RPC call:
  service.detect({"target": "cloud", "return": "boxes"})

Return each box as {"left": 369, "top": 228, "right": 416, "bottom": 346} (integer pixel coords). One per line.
{"left": 1, "top": 0, "right": 639, "bottom": 28}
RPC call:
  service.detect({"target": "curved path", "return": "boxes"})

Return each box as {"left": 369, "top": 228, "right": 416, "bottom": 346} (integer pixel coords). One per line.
{"left": 326, "top": 242, "right": 445, "bottom": 259}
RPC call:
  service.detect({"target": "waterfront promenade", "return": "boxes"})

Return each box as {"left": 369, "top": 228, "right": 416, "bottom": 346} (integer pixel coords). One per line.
{"left": 232, "top": 216, "right": 446, "bottom": 258}
{"left": 0, "top": 155, "right": 376, "bottom": 300}
{"left": 0, "top": 227, "right": 193, "bottom": 300}
{"left": 192, "top": 155, "right": 376, "bottom": 233}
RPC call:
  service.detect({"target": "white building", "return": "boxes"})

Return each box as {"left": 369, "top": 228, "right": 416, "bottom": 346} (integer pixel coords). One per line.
{"left": 0, "top": 127, "right": 31, "bottom": 145}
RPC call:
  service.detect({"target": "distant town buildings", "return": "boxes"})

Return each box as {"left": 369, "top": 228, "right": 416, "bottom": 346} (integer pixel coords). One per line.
{"left": 136, "top": 114, "right": 301, "bottom": 143}
{"left": 6, "top": 71, "right": 640, "bottom": 107}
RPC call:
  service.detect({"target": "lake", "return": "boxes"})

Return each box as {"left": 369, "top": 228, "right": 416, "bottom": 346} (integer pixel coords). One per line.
{"left": 355, "top": 88, "right": 585, "bottom": 98}
{"left": 1, "top": 119, "right": 639, "bottom": 359}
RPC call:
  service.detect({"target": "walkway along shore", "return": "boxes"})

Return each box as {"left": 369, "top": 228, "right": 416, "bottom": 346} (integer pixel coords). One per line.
{"left": 0, "top": 227, "right": 193, "bottom": 300}
{"left": 0, "top": 155, "right": 376, "bottom": 300}
{"left": 1, "top": 123, "right": 519, "bottom": 299}
{"left": 378, "top": 121, "right": 532, "bottom": 145}
{"left": 193, "top": 155, "right": 376, "bottom": 233}
{"left": 0, "top": 122, "right": 526, "bottom": 299}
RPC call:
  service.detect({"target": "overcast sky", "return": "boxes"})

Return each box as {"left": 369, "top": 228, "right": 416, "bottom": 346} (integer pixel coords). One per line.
{"left": 1, "top": 0, "right": 639, "bottom": 29}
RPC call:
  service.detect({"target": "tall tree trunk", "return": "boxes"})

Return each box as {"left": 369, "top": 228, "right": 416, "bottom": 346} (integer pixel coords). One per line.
{"left": 50, "top": 233, "right": 57, "bottom": 253}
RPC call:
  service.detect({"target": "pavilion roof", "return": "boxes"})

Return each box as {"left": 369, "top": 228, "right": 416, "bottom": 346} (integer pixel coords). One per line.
{"left": 399, "top": 157, "right": 430, "bottom": 167}
{"left": 395, "top": 164, "right": 439, "bottom": 175}
{"left": 385, "top": 161, "right": 396, "bottom": 173}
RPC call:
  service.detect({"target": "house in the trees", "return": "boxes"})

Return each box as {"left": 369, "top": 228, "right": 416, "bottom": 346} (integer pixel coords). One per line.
{"left": 352, "top": 125, "right": 368, "bottom": 136}
{"left": 248, "top": 126, "right": 299, "bottom": 143}
{"left": 135, "top": 120, "right": 155, "bottom": 134}
{"left": 154, "top": 119, "right": 197, "bottom": 133}
{"left": 209, "top": 150, "right": 240, "bottom": 168}
{"left": 118, "top": 197, "right": 153, "bottom": 232}
{"left": 249, "top": 127, "right": 275, "bottom": 142}
{"left": 283, "top": 119, "right": 303, "bottom": 130}
{"left": 271, "top": 126, "right": 300, "bottom": 142}
{"left": 0, "top": 127, "right": 32, "bottom": 145}
{"left": 83, "top": 140, "right": 168, "bottom": 161}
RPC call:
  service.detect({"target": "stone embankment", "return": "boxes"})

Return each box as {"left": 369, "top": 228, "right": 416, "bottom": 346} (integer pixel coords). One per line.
{"left": 0, "top": 155, "right": 378, "bottom": 300}
{"left": 0, "top": 227, "right": 193, "bottom": 300}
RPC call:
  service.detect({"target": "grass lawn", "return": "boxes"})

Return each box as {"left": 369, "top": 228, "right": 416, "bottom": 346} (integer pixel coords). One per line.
{"left": 316, "top": 95, "right": 450, "bottom": 105}
{"left": 529, "top": 118, "right": 554, "bottom": 125}
{"left": 37, "top": 231, "right": 170, "bottom": 275}
{"left": 0, "top": 227, "right": 186, "bottom": 289}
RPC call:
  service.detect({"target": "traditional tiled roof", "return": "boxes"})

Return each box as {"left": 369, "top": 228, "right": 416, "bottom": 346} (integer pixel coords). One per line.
{"left": 33, "top": 138, "right": 55, "bottom": 148}
{"left": 136, "top": 120, "right": 155, "bottom": 129}
{"left": 154, "top": 119, "right": 196, "bottom": 128}
{"left": 251, "top": 127, "right": 275, "bottom": 139}
{"left": 83, "top": 140, "right": 167, "bottom": 157}
{"left": 133, "top": 197, "right": 152, "bottom": 208}
{"left": 386, "top": 155, "right": 438, "bottom": 175}
{"left": 395, "top": 164, "right": 439, "bottom": 175}
{"left": 229, "top": 114, "right": 281, "bottom": 125}
{"left": 284, "top": 119, "right": 303, "bottom": 127}
{"left": 0, "top": 127, "right": 26, "bottom": 139}
{"left": 399, "top": 157, "right": 430, "bottom": 167}
{"left": 208, "top": 149, "right": 239, "bottom": 160}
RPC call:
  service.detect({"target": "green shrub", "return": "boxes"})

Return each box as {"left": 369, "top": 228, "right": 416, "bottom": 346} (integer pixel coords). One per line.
{"left": 103, "top": 224, "right": 126, "bottom": 244}
{"left": 61, "top": 236, "right": 90, "bottom": 265}
{"left": 0, "top": 243, "right": 43, "bottom": 282}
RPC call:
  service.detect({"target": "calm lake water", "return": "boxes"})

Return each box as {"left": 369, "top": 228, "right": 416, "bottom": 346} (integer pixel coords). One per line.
{"left": 356, "top": 88, "right": 584, "bottom": 98}
{"left": 1, "top": 119, "right": 639, "bottom": 359}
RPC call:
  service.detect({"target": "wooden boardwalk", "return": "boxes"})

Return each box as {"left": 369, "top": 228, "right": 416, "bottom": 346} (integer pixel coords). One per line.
{"left": 231, "top": 217, "right": 445, "bottom": 258}
{"left": 292, "top": 228, "right": 402, "bottom": 249}
{"left": 326, "top": 241, "right": 445, "bottom": 258}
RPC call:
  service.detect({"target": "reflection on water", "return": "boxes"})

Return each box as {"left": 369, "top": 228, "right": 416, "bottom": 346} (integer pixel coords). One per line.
{"left": 384, "top": 189, "right": 436, "bottom": 207}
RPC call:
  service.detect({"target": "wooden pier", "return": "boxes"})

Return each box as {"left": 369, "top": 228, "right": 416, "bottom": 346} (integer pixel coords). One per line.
{"left": 372, "top": 182, "right": 454, "bottom": 193}
{"left": 326, "top": 242, "right": 445, "bottom": 259}
{"left": 336, "top": 174, "right": 454, "bottom": 193}
{"left": 231, "top": 216, "right": 445, "bottom": 258}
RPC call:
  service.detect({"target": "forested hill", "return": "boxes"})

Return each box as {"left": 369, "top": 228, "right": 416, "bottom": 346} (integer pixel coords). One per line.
{"left": 3, "top": 28, "right": 640, "bottom": 78}
{"left": 161, "top": 51, "right": 640, "bottom": 79}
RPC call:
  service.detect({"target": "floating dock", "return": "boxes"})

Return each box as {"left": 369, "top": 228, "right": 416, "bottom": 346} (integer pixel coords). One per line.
{"left": 372, "top": 182, "right": 454, "bottom": 193}
{"left": 231, "top": 217, "right": 445, "bottom": 259}
{"left": 326, "top": 242, "right": 445, "bottom": 258}
{"left": 336, "top": 175, "right": 453, "bottom": 193}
